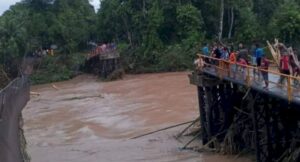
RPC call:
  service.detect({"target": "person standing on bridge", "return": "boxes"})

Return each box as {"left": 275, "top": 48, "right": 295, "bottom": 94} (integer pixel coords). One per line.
{"left": 221, "top": 47, "right": 229, "bottom": 60}
{"left": 238, "top": 57, "right": 248, "bottom": 81}
{"left": 194, "top": 54, "right": 204, "bottom": 72}
{"left": 202, "top": 43, "right": 209, "bottom": 56}
{"left": 229, "top": 48, "right": 237, "bottom": 78}
{"left": 211, "top": 43, "right": 222, "bottom": 68}
{"left": 212, "top": 43, "right": 222, "bottom": 59}
{"left": 221, "top": 47, "right": 230, "bottom": 76}
{"left": 260, "top": 54, "right": 269, "bottom": 89}
{"left": 237, "top": 43, "right": 249, "bottom": 63}
{"left": 278, "top": 52, "right": 291, "bottom": 86}
{"left": 202, "top": 43, "right": 210, "bottom": 64}
{"left": 255, "top": 43, "right": 264, "bottom": 81}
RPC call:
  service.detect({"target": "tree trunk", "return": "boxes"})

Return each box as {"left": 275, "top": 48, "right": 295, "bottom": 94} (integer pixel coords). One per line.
{"left": 122, "top": 16, "right": 133, "bottom": 47}
{"left": 227, "top": 7, "right": 230, "bottom": 30}
{"left": 218, "top": 0, "right": 224, "bottom": 41}
{"left": 228, "top": 7, "right": 234, "bottom": 39}
{"left": 142, "top": 0, "right": 146, "bottom": 18}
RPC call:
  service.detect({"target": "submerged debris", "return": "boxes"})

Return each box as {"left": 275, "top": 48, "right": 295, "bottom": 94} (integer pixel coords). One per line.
{"left": 62, "top": 94, "right": 104, "bottom": 101}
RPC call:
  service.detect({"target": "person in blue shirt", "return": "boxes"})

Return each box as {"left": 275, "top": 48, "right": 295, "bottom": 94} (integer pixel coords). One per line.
{"left": 202, "top": 43, "right": 210, "bottom": 65}
{"left": 251, "top": 43, "right": 257, "bottom": 66}
{"left": 255, "top": 43, "right": 264, "bottom": 81}
{"left": 255, "top": 43, "right": 264, "bottom": 67}
{"left": 202, "top": 43, "right": 209, "bottom": 56}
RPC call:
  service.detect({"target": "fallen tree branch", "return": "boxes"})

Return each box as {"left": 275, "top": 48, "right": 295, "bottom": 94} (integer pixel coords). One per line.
{"left": 1, "top": 68, "right": 10, "bottom": 81}
{"left": 176, "top": 117, "right": 200, "bottom": 139}
{"left": 183, "top": 128, "right": 202, "bottom": 137}
{"left": 30, "top": 91, "right": 40, "bottom": 96}
{"left": 182, "top": 131, "right": 202, "bottom": 149}
{"left": 242, "top": 88, "right": 251, "bottom": 100}
{"left": 62, "top": 95, "right": 104, "bottom": 101}
{"left": 130, "top": 120, "right": 195, "bottom": 139}
{"left": 182, "top": 146, "right": 217, "bottom": 153}
{"left": 202, "top": 130, "right": 227, "bottom": 149}
{"left": 52, "top": 84, "right": 60, "bottom": 90}
{"left": 233, "top": 106, "right": 250, "bottom": 116}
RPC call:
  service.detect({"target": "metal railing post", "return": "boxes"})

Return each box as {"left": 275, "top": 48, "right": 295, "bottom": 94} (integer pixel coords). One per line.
{"left": 246, "top": 66, "right": 251, "bottom": 87}
{"left": 219, "top": 60, "right": 223, "bottom": 79}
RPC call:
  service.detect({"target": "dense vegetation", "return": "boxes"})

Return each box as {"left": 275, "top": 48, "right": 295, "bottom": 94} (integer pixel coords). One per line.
{"left": 1, "top": 0, "right": 300, "bottom": 84}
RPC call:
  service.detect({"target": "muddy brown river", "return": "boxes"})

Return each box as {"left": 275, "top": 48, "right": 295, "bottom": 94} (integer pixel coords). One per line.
{"left": 24, "top": 72, "right": 253, "bottom": 162}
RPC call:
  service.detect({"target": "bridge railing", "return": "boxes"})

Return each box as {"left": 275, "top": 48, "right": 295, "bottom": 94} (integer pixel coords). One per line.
{"left": 197, "top": 54, "right": 300, "bottom": 102}
{"left": 88, "top": 45, "right": 117, "bottom": 60}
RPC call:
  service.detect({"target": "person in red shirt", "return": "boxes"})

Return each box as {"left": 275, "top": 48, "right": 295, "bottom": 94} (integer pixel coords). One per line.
{"left": 260, "top": 54, "right": 269, "bottom": 89}
{"left": 278, "top": 53, "right": 291, "bottom": 86}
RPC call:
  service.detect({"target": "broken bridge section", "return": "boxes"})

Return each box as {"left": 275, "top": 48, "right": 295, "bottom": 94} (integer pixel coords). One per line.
{"left": 84, "top": 46, "right": 123, "bottom": 79}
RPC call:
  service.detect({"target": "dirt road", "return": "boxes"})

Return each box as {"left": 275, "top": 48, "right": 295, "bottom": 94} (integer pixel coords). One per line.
{"left": 24, "top": 72, "right": 253, "bottom": 162}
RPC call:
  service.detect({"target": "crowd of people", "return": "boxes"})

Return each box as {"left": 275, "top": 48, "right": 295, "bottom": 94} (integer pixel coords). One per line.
{"left": 31, "top": 48, "right": 54, "bottom": 57}
{"left": 195, "top": 42, "right": 300, "bottom": 89}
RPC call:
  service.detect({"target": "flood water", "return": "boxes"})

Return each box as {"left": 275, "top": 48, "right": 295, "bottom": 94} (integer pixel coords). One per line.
{"left": 24, "top": 72, "right": 253, "bottom": 162}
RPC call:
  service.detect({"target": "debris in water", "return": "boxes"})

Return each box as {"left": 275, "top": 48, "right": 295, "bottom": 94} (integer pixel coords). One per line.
{"left": 62, "top": 94, "right": 104, "bottom": 101}
{"left": 30, "top": 91, "right": 40, "bottom": 96}
{"left": 52, "top": 84, "right": 60, "bottom": 90}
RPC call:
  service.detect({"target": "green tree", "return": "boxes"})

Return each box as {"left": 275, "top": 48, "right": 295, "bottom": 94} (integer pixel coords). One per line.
{"left": 2, "top": 0, "right": 300, "bottom": 81}
{"left": 252, "top": 0, "right": 282, "bottom": 25}
{"left": 176, "top": 4, "right": 204, "bottom": 46}
{"left": 0, "top": 2, "right": 29, "bottom": 73}
{"left": 269, "top": 0, "right": 300, "bottom": 44}
{"left": 235, "top": 7, "right": 260, "bottom": 43}
{"left": 49, "top": 0, "right": 96, "bottom": 53}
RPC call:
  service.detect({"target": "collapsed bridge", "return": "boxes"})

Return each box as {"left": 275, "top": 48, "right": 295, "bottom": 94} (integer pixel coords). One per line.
{"left": 84, "top": 44, "right": 123, "bottom": 79}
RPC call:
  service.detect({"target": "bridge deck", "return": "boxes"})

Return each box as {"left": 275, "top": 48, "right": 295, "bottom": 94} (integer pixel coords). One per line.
{"left": 197, "top": 55, "right": 300, "bottom": 105}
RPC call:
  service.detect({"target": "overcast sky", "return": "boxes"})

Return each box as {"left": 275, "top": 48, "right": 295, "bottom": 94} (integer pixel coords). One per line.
{"left": 0, "top": 0, "right": 100, "bottom": 15}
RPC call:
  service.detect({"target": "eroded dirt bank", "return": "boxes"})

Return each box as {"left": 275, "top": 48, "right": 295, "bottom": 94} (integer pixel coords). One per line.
{"left": 24, "top": 72, "right": 253, "bottom": 162}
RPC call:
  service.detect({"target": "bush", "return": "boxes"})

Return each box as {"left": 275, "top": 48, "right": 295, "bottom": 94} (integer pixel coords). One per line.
{"left": 119, "top": 42, "right": 199, "bottom": 74}
{"left": 157, "top": 44, "right": 195, "bottom": 71}
{"left": 0, "top": 65, "right": 11, "bottom": 89}
{"left": 30, "top": 53, "right": 85, "bottom": 84}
